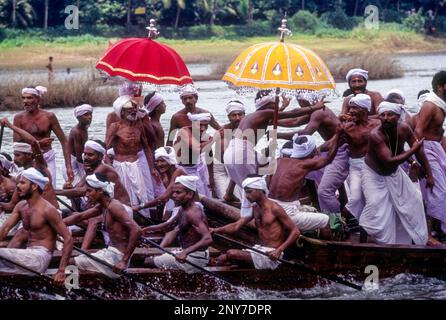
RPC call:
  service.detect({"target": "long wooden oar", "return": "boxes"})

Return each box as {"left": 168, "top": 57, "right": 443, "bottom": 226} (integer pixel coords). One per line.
{"left": 213, "top": 233, "right": 362, "bottom": 291}
{"left": 56, "top": 238, "right": 178, "bottom": 300}
{"left": 56, "top": 196, "right": 77, "bottom": 213}
{"left": 0, "top": 124, "right": 4, "bottom": 151}
{"left": 140, "top": 237, "right": 234, "bottom": 287}
{"left": 0, "top": 254, "right": 104, "bottom": 300}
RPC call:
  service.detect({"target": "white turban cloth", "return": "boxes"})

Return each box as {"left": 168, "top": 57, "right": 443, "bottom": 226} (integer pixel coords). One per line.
{"left": 175, "top": 175, "right": 199, "bottom": 192}
{"left": 226, "top": 101, "right": 246, "bottom": 115}
{"left": 255, "top": 95, "right": 275, "bottom": 110}
{"left": 349, "top": 93, "right": 371, "bottom": 112}
{"left": 145, "top": 93, "right": 164, "bottom": 113}
{"left": 13, "top": 142, "right": 32, "bottom": 154}
{"left": 377, "top": 101, "right": 405, "bottom": 122}
{"left": 84, "top": 140, "right": 106, "bottom": 155}
{"left": 187, "top": 112, "right": 211, "bottom": 122}
{"left": 418, "top": 92, "right": 429, "bottom": 108}
{"left": 74, "top": 104, "right": 93, "bottom": 118}
{"left": 180, "top": 84, "right": 198, "bottom": 98}
{"left": 385, "top": 89, "right": 406, "bottom": 104}
{"left": 22, "top": 86, "right": 47, "bottom": 97}
{"left": 0, "top": 154, "right": 16, "bottom": 171}
{"left": 346, "top": 68, "right": 369, "bottom": 82}
{"left": 242, "top": 176, "right": 268, "bottom": 193}
{"left": 154, "top": 147, "right": 177, "bottom": 165}
{"left": 291, "top": 134, "right": 317, "bottom": 159}
{"left": 86, "top": 174, "right": 115, "bottom": 198}
{"left": 21, "top": 167, "right": 49, "bottom": 190}
{"left": 113, "top": 95, "right": 133, "bottom": 118}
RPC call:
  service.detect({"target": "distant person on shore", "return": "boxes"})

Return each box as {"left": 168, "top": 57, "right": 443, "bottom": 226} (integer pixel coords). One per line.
{"left": 340, "top": 68, "right": 383, "bottom": 117}
{"left": 166, "top": 85, "right": 221, "bottom": 147}
{"left": 46, "top": 57, "right": 54, "bottom": 83}
{"left": 64, "top": 68, "right": 74, "bottom": 84}
{"left": 13, "top": 86, "right": 74, "bottom": 187}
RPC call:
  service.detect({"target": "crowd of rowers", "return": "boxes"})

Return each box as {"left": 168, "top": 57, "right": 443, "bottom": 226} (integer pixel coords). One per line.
{"left": 0, "top": 68, "right": 446, "bottom": 285}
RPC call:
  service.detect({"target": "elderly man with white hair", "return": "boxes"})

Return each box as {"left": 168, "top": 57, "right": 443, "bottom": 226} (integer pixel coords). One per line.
{"left": 341, "top": 94, "right": 381, "bottom": 220}
{"left": 166, "top": 84, "right": 221, "bottom": 146}
{"left": 211, "top": 176, "right": 299, "bottom": 270}
{"left": 361, "top": 101, "right": 434, "bottom": 245}
{"left": 340, "top": 68, "right": 383, "bottom": 118}
{"left": 143, "top": 175, "right": 213, "bottom": 273}
{"left": 106, "top": 95, "right": 155, "bottom": 219}
{"left": 13, "top": 86, "right": 74, "bottom": 187}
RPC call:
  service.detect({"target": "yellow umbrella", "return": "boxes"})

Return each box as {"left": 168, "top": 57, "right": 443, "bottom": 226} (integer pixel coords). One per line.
{"left": 222, "top": 19, "right": 336, "bottom": 98}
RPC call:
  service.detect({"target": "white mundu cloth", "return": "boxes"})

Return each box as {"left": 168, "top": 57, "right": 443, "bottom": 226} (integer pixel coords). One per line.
{"left": 243, "top": 245, "right": 283, "bottom": 270}
{"left": 0, "top": 246, "right": 52, "bottom": 275}
{"left": 154, "top": 248, "right": 209, "bottom": 274}
{"left": 75, "top": 246, "right": 125, "bottom": 279}
{"left": 272, "top": 199, "right": 329, "bottom": 231}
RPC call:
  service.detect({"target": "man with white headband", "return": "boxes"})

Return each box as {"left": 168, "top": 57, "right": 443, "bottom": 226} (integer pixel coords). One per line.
{"left": 0, "top": 167, "right": 73, "bottom": 285}
{"left": 360, "top": 100, "right": 434, "bottom": 245}
{"left": 384, "top": 89, "right": 414, "bottom": 129}
{"left": 166, "top": 84, "right": 221, "bottom": 147}
{"left": 106, "top": 82, "right": 143, "bottom": 129}
{"left": 64, "top": 172, "right": 142, "bottom": 278}
{"left": 143, "top": 92, "right": 167, "bottom": 150}
{"left": 223, "top": 90, "right": 325, "bottom": 212}
{"left": 212, "top": 100, "right": 246, "bottom": 201}
{"left": 106, "top": 95, "right": 156, "bottom": 219}
{"left": 341, "top": 94, "right": 381, "bottom": 221}
{"left": 14, "top": 86, "right": 74, "bottom": 187}
{"left": 340, "top": 68, "right": 383, "bottom": 117}
{"left": 174, "top": 112, "right": 214, "bottom": 197}
{"left": 268, "top": 134, "right": 345, "bottom": 239}
{"left": 65, "top": 104, "right": 94, "bottom": 186}
{"left": 132, "top": 147, "right": 186, "bottom": 222}
{"left": 144, "top": 175, "right": 212, "bottom": 273}
{"left": 415, "top": 71, "right": 446, "bottom": 239}
{"left": 211, "top": 176, "right": 299, "bottom": 270}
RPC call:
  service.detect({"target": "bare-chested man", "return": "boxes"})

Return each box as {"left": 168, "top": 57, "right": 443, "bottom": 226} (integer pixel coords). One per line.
{"left": 143, "top": 92, "right": 167, "bottom": 150}
{"left": 268, "top": 134, "right": 341, "bottom": 239}
{"left": 361, "top": 101, "right": 433, "bottom": 245}
{"left": 223, "top": 90, "right": 325, "bottom": 216}
{"left": 0, "top": 154, "right": 17, "bottom": 203}
{"left": 106, "top": 82, "right": 143, "bottom": 129}
{"left": 415, "top": 71, "right": 446, "bottom": 235}
{"left": 14, "top": 86, "right": 74, "bottom": 187}
{"left": 211, "top": 176, "right": 299, "bottom": 270}
{"left": 166, "top": 85, "right": 220, "bottom": 147}
{"left": 0, "top": 168, "right": 73, "bottom": 285}
{"left": 174, "top": 113, "right": 214, "bottom": 197}
{"left": 143, "top": 176, "right": 213, "bottom": 273}
{"left": 106, "top": 95, "right": 155, "bottom": 218}
{"left": 213, "top": 100, "right": 246, "bottom": 201}
{"left": 64, "top": 173, "right": 142, "bottom": 277}
{"left": 66, "top": 104, "right": 93, "bottom": 186}
{"left": 340, "top": 68, "right": 383, "bottom": 117}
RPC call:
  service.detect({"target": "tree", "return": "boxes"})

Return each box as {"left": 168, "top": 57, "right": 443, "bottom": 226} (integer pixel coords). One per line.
{"left": 44, "top": 0, "right": 48, "bottom": 29}
{"left": 0, "top": 0, "right": 37, "bottom": 28}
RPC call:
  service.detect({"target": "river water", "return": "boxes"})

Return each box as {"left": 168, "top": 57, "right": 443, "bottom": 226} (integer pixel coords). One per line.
{"left": 1, "top": 52, "right": 446, "bottom": 299}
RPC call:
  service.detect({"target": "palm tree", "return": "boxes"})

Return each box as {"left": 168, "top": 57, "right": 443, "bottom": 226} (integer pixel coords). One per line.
{"left": 12, "top": 0, "right": 16, "bottom": 27}
{"left": 160, "top": 0, "right": 186, "bottom": 29}
{"left": 127, "top": 0, "right": 131, "bottom": 25}
{"left": 43, "top": 0, "right": 48, "bottom": 29}
{"left": 0, "top": 0, "right": 36, "bottom": 27}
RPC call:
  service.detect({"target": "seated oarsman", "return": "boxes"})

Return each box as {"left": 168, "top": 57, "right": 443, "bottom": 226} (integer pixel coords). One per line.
{"left": 106, "top": 95, "right": 155, "bottom": 219}
{"left": 361, "top": 101, "right": 433, "bottom": 245}
{"left": 339, "top": 68, "right": 383, "bottom": 118}
{"left": 174, "top": 112, "right": 214, "bottom": 197}
{"left": 65, "top": 104, "right": 93, "bottom": 187}
{"left": 213, "top": 100, "right": 246, "bottom": 201}
{"left": 0, "top": 154, "right": 17, "bottom": 203}
{"left": 132, "top": 146, "right": 187, "bottom": 221}
{"left": 211, "top": 176, "right": 300, "bottom": 270}
{"left": 143, "top": 176, "right": 213, "bottom": 274}
{"left": 64, "top": 173, "right": 142, "bottom": 278}
{"left": 0, "top": 168, "right": 73, "bottom": 285}
{"left": 342, "top": 94, "right": 380, "bottom": 220}
{"left": 267, "top": 134, "right": 342, "bottom": 239}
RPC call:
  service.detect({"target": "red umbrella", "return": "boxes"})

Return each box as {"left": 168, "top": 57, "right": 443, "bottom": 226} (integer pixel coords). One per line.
{"left": 96, "top": 20, "right": 192, "bottom": 87}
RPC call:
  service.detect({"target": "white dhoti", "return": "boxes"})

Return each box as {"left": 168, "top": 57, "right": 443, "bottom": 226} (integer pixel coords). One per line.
{"left": 154, "top": 249, "right": 210, "bottom": 274}
{"left": 213, "top": 162, "right": 243, "bottom": 200}
{"left": 137, "top": 150, "right": 155, "bottom": 200}
{"left": 44, "top": 149, "right": 57, "bottom": 187}
{"left": 113, "top": 158, "right": 152, "bottom": 218}
{"left": 223, "top": 138, "right": 258, "bottom": 187}
{"left": 179, "top": 154, "right": 211, "bottom": 197}
{"left": 360, "top": 164, "right": 428, "bottom": 245}
{"left": 244, "top": 245, "right": 283, "bottom": 270}
{"left": 0, "top": 246, "right": 52, "bottom": 275}
{"left": 75, "top": 246, "right": 124, "bottom": 279}
{"left": 63, "top": 155, "right": 85, "bottom": 186}
{"left": 345, "top": 157, "right": 366, "bottom": 219}
{"left": 272, "top": 199, "right": 329, "bottom": 231}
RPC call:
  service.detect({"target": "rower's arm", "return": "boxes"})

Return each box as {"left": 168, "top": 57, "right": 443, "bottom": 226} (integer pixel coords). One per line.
{"left": 55, "top": 185, "right": 87, "bottom": 197}
{"left": 276, "top": 115, "right": 310, "bottom": 128}
{"left": 50, "top": 113, "right": 73, "bottom": 180}
{"left": 160, "top": 226, "right": 180, "bottom": 248}
{"left": 414, "top": 103, "right": 434, "bottom": 139}
{"left": 0, "top": 187, "right": 20, "bottom": 213}
{"left": 142, "top": 214, "right": 178, "bottom": 234}
{"left": 211, "top": 216, "right": 253, "bottom": 235}
{"left": 210, "top": 114, "right": 221, "bottom": 131}
{"left": 272, "top": 203, "right": 300, "bottom": 254}
{"left": 306, "top": 134, "right": 340, "bottom": 171}
{"left": 166, "top": 116, "right": 178, "bottom": 147}
{"left": 181, "top": 210, "right": 213, "bottom": 256}
{"left": 63, "top": 205, "right": 102, "bottom": 226}
{"left": 0, "top": 204, "right": 21, "bottom": 240}
{"left": 407, "top": 128, "right": 433, "bottom": 179}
